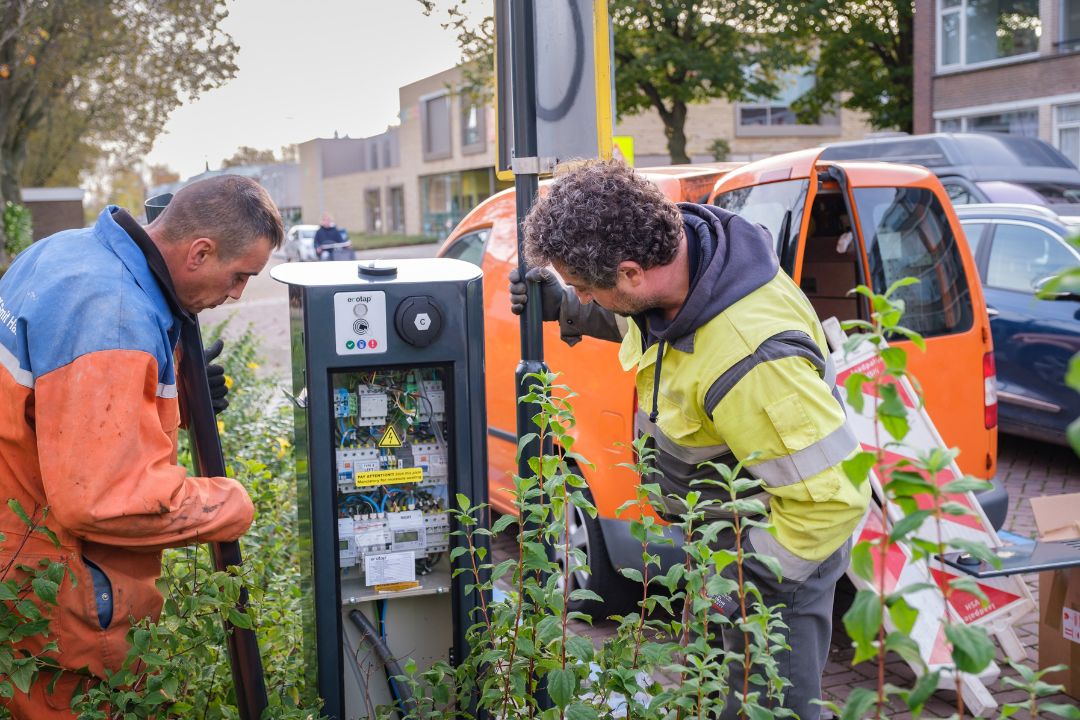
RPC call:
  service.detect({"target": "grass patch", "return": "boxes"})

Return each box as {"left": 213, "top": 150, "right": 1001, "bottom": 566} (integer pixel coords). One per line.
{"left": 348, "top": 232, "right": 438, "bottom": 250}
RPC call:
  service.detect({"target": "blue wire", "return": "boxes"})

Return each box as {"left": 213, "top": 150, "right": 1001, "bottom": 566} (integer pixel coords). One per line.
{"left": 378, "top": 599, "right": 406, "bottom": 714}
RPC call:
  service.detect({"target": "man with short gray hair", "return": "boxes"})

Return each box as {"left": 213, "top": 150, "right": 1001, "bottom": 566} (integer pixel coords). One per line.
{"left": 0, "top": 174, "right": 282, "bottom": 717}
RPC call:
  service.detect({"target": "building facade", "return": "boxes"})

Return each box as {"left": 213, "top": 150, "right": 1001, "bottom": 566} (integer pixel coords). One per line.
{"left": 617, "top": 88, "right": 873, "bottom": 167}
{"left": 914, "top": 0, "right": 1080, "bottom": 164}
{"left": 20, "top": 187, "right": 85, "bottom": 241}
{"left": 300, "top": 64, "right": 875, "bottom": 241}
{"left": 299, "top": 68, "right": 509, "bottom": 239}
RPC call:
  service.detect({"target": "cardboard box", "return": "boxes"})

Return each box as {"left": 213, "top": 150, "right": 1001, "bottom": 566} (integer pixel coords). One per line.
{"left": 1031, "top": 492, "right": 1080, "bottom": 699}
{"left": 800, "top": 260, "right": 859, "bottom": 297}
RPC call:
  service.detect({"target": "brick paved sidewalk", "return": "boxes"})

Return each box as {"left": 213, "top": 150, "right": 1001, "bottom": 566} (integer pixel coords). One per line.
{"left": 493, "top": 434, "right": 1080, "bottom": 717}
{"left": 821, "top": 433, "right": 1079, "bottom": 718}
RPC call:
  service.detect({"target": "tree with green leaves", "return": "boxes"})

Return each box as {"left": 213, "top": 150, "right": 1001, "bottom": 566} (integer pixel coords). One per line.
{"left": 781, "top": 0, "right": 914, "bottom": 133}
{"left": 420, "top": 1, "right": 798, "bottom": 164}
{"left": 611, "top": 1, "right": 800, "bottom": 163}
{"left": 221, "top": 146, "right": 279, "bottom": 169}
{"left": 0, "top": 0, "right": 238, "bottom": 260}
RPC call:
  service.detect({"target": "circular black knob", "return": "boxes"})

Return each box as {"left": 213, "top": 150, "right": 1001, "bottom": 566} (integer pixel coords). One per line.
{"left": 394, "top": 296, "right": 444, "bottom": 347}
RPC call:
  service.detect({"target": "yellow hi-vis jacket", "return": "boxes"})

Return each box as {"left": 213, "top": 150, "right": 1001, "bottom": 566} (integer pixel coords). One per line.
{"left": 618, "top": 270, "right": 870, "bottom": 582}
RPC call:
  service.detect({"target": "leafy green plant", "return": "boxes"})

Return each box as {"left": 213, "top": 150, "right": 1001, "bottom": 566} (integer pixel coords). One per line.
{"left": 1040, "top": 232, "right": 1080, "bottom": 456}
{"left": 825, "top": 279, "right": 1076, "bottom": 719}
{"left": 1, "top": 203, "right": 32, "bottom": 260}
{"left": 0, "top": 501, "right": 73, "bottom": 717}
{"left": 387, "top": 371, "right": 790, "bottom": 719}
{"left": 708, "top": 138, "right": 731, "bottom": 162}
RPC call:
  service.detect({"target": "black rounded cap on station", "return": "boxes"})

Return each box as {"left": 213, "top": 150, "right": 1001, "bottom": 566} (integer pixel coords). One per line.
{"left": 395, "top": 296, "right": 444, "bottom": 347}
{"left": 357, "top": 262, "right": 398, "bottom": 278}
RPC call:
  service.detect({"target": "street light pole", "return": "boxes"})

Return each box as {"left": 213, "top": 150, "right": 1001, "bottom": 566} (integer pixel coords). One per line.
{"left": 510, "top": 0, "right": 553, "bottom": 710}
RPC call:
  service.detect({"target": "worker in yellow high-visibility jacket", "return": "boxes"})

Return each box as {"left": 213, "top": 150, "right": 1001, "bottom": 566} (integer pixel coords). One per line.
{"left": 510, "top": 160, "right": 870, "bottom": 720}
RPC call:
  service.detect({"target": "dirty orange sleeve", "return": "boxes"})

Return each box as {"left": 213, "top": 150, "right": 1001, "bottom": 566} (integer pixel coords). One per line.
{"left": 34, "top": 350, "right": 254, "bottom": 549}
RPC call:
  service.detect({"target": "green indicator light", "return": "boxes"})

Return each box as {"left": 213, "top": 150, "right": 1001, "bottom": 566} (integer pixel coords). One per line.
{"left": 345, "top": 340, "right": 355, "bottom": 350}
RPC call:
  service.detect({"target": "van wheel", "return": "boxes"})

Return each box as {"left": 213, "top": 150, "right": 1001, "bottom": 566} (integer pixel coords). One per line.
{"left": 554, "top": 487, "right": 639, "bottom": 620}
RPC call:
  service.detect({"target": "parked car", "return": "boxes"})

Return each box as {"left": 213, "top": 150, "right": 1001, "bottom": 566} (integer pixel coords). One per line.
{"left": 820, "top": 133, "right": 1080, "bottom": 220}
{"left": 439, "top": 153, "right": 1001, "bottom": 614}
{"left": 954, "top": 204, "right": 1080, "bottom": 445}
{"left": 284, "top": 224, "right": 319, "bottom": 261}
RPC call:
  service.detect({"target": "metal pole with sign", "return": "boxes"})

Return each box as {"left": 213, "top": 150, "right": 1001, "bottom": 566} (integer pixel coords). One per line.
{"left": 496, "top": 1, "right": 613, "bottom": 708}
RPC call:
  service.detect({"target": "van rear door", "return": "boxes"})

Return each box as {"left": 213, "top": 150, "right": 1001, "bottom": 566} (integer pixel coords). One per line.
{"left": 713, "top": 157, "right": 996, "bottom": 479}
{"left": 839, "top": 162, "right": 995, "bottom": 478}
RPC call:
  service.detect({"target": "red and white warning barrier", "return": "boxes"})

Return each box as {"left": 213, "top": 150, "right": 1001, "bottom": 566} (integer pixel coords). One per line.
{"left": 834, "top": 334, "right": 1035, "bottom": 714}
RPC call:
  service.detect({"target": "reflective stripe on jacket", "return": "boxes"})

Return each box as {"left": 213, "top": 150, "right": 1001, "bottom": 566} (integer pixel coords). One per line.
{"left": 0, "top": 207, "right": 254, "bottom": 684}
{"left": 618, "top": 270, "right": 870, "bottom": 582}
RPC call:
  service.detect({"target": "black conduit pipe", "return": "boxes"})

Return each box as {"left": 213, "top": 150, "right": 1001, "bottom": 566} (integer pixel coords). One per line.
{"left": 349, "top": 609, "right": 417, "bottom": 716}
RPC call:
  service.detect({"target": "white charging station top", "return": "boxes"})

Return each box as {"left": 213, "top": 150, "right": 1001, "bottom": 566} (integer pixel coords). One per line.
{"left": 270, "top": 257, "right": 482, "bottom": 287}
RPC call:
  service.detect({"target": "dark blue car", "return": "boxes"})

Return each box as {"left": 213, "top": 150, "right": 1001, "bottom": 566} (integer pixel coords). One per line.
{"left": 956, "top": 204, "right": 1080, "bottom": 445}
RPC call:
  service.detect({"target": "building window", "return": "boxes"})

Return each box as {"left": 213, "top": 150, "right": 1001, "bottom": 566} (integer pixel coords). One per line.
{"left": 388, "top": 186, "right": 405, "bottom": 234}
{"left": 736, "top": 68, "right": 840, "bottom": 136}
{"left": 938, "top": 0, "right": 1041, "bottom": 69}
{"left": 1056, "top": 103, "right": 1080, "bottom": 166}
{"left": 1061, "top": 0, "right": 1080, "bottom": 51}
{"left": 936, "top": 108, "right": 1039, "bottom": 136}
{"left": 460, "top": 92, "right": 486, "bottom": 155}
{"left": 382, "top": 141, "right": 392, "bottom": 168}
{"left": 421, "top": 92, "right": 452, "bottom": 161}
{"left": 365, "top": 189, "right": 382, "bottom": 234}
{"left": 369, "top": 143, "right": 380, "bottom": 170}
{"left": 420, "top": 169, "right": 510, "bottom": 239}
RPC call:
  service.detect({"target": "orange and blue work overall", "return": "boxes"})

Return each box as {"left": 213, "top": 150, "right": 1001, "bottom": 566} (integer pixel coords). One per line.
{"left": 0, "top": 207, "right": 254, "bottom": 717}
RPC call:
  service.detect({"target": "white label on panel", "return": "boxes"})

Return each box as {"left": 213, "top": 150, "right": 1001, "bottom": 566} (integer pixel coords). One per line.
{"left": 364, "top": 551, "right": 416, "bottom": 586}
{"left": 334, "top": 290, "right": 388, "bottom": 355}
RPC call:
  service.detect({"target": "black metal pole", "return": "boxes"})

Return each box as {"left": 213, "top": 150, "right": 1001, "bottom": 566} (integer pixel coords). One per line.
{"left": 145, "top": 196, "right": 269, "bottom": 720}
{"left": 509, "top": 0, "right": 553, "bottom": 711}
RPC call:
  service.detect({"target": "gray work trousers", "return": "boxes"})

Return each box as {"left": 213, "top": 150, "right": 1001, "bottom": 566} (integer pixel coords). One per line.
{"left": 717, "top": 537, "right": 850, "bottom": 720}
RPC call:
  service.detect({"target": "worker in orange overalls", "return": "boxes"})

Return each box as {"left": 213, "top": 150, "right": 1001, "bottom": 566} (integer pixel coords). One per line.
{"left": 0, "top": 174, "right": 283, "bottom": 717}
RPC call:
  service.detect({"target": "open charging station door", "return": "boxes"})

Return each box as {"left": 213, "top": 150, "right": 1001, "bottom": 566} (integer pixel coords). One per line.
{"left": 273, "top": 259, "right": 489, "bottom": 720}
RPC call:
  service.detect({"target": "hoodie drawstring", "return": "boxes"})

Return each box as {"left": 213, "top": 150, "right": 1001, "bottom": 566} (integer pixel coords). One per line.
{"left": 648, "top": 340, "right": 666, "bottom": 424}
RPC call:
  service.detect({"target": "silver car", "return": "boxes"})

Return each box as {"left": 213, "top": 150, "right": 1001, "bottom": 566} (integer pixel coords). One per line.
{"left": 284, "top": 224, "right": 319, "bottom": 261}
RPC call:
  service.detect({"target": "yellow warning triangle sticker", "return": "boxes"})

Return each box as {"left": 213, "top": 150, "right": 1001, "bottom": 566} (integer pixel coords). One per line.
{"left": 377, "top": 425, "right": 403, "bottom": 448}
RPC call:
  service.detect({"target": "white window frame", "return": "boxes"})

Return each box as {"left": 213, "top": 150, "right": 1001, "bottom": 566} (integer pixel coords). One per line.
{"left": 934, "top": 106, "right": 1040, "bottom": 136}
{"left": 936, "top": 0, "right": 1041, "bottom": 73}
{"left": 420, "top": 89, "right": 452, "bottom": 162}
{"left": 1062, "top": 0, "right": 1080, "bottom": 52}
{"left": 1053, "top": 102, "right": 1080, "bottom": 166}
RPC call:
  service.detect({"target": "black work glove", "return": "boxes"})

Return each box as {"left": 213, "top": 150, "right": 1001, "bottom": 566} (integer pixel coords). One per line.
{"left": 508, "top": 267, "right": 563, "bottom": 321}
{"left": 204, "top": 339, "right": 229, "bottom": 415}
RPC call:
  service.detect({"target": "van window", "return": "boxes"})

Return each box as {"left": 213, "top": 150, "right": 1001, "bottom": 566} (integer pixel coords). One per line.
{"left": 442, "top": 228, "right": 490, "bottom": 267}
{"left": 712, "top": 179, "right": 808, "bottom": 269}
{"left": 852, "top": 187, "right": 974, "bottom": 337}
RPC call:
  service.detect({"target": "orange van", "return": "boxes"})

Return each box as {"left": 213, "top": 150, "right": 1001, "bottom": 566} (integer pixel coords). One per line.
{"left": 438, "top": 152, "right": 996, "bottom": 614}
{"left": 708, "top": 149, "right": 997, "bottom": 480}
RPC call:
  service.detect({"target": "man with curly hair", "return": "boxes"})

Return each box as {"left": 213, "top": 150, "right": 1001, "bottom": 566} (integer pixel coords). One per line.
{"left": 510, "top": 159, "right": 869, "bottom": 719}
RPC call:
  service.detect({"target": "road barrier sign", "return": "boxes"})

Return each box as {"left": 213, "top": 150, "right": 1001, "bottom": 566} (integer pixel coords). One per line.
{"left": 834, "top": 333, "right": 1035, "bottom": 716}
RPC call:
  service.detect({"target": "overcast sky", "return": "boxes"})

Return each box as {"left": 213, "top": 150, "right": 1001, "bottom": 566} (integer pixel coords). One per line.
{"left": 145, "top": 0, "right": 470, "bottom": 178}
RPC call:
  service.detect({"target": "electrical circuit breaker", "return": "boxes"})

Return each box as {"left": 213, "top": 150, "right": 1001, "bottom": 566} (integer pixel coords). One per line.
{"left": 273, "top": 258, "right": 488, "bottom": 720}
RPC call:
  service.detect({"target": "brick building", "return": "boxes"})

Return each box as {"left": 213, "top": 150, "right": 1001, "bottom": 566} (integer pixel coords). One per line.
{"left": 914, "top": 0, "right": 1080, "bottom": 165}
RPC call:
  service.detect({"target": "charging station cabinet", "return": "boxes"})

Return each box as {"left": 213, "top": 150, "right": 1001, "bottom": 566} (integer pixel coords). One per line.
{"left": 272, "top": 259, "right": 489, "bottom": 719}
